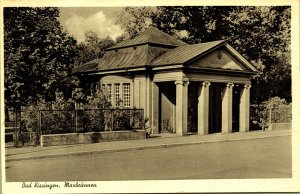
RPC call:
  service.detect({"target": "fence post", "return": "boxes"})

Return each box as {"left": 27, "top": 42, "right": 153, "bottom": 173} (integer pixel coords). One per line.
{"left": 38, "top": 110, "right": 41, "bottom": 138}
{"left": 268, "top": 103, "right": 273, "bottom": 131}
{"left": 142, "top": 109, "right": 145, "bottom": 130}
{"left": 14, "top": 109, "right": 18, "bottom": 148}
{"left": 75, "top": 109, "right": 78, "bottom": 133}
{"left": 111, "top": 109, "right": 114, "bottom": 131}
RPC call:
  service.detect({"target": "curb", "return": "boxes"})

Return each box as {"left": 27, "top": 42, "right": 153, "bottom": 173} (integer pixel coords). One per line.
{"left": 5, "top": 132, "right": 291, "bottom": 162}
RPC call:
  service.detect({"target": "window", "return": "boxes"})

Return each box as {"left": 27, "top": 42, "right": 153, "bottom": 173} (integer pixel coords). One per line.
{"left": 115, "top": 84, "right": 120, "bottom": 108}
{"left": 101, "top": 82, "right": 131, "bottom": 108}
{"left": 107, "top": 84, "right": 112, "bottom": 103}
{"left": 123, "top": 83, "right": 131, "bottom": 108}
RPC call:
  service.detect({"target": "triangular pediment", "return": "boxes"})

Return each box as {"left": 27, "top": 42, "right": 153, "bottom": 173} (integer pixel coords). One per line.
{"left": 189, "top": 48, "right": 246, "bottom": 71}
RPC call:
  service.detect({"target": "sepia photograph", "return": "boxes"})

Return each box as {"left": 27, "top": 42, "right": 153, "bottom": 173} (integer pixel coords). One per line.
{"left": 1, "top": 1, "right": 299, "bottom": 193}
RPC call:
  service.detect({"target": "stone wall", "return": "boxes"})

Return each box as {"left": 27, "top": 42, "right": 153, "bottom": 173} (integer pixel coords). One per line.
{"left": 41, "top": 130, "right": 146, "bottom": 147}
{"left": 269, "top": 123, "right": 292, "bottom": 131}
{"left": 41, "top": 133, "right": 79, "bottom": 147}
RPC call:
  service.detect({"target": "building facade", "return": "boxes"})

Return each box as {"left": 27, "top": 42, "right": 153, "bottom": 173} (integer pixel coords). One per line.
{"left": 73, "top": 26, "right": 258, "bottom": 136}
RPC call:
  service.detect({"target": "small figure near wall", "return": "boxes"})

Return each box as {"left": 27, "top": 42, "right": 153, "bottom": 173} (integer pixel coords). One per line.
{"left": 144, "top": 117, "right": 152, "bottom": 138}
{"left": 145, "top": 126, "right": 152, "bottom": 139}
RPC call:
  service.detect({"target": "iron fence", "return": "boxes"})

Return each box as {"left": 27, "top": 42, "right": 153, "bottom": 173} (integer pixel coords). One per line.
{"left": 5, "top": 108, "right": 144, "bottom": 147}
{"left": 77, "top": 109, "right": 144, "bottom": 132}
{"left": 40, "top": 110, "right": 76, "bottom": 134}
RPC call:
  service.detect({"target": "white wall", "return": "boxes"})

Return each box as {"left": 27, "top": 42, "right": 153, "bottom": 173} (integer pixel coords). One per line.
{"left": 99, "top": 73, "right": 152, "bottom": 124}
{"left": 100, "top": 74, "right": 134, "bottom": 108}
{"left": 133, "top": 73, "right": 152, "bottom": 124}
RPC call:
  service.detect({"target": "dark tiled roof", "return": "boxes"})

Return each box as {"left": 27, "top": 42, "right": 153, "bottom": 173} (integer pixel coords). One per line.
{"left": 150, "top": 40, "right": 226, "bottom": 66}
{"left": 73, "top": 46, "right": 151, "bottom": 73}
{"left": 73, "top": 26, "right": 257, "bottom": 74}
{"left": 72, "top": 59, "right": 102, "bottom": 74}
{"left": 73, "top": 40, "right": 227, "bottom": 74}
{"left": 106, "top": 26, "right": 187, "bottom": 50}
{"left": 94, "top": 47, "right": 148, "bottom": 71}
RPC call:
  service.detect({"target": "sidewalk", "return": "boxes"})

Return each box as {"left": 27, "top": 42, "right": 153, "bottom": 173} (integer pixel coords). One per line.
{"left": 5, "top": 129, "right": 291, "bottom": 162}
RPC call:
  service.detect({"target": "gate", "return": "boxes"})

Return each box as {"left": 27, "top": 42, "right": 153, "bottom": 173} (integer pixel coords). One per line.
{"left": 5, "top": 110, "right": 40, "bottom": 148}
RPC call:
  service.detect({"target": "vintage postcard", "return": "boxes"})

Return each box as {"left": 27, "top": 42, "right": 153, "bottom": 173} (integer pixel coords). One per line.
{"left": 1, "top": 0, "right": 299, "bottom": 193}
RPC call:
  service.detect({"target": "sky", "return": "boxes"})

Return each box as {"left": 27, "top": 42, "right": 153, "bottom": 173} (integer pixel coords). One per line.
{"left": 59, "top": 7, "right": 125, "bottom": 43}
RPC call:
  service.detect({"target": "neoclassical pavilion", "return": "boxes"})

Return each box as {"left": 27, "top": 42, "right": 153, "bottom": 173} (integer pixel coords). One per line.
{"left": 73, "top": 26, "right": 259, "bottom": 136}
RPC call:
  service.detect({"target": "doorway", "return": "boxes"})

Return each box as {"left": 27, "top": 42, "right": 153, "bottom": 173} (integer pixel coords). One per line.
{"left": 209, "top": 83, "right": 223, "bottom": 133}
{"left": 232, "top": 85, "right": 241, "bottom": 132}
{"left": 188, "top": 82, "right": 198, "bottom": 133}
{"left": 157, "top": 82, "right": 176, "bottom": 133}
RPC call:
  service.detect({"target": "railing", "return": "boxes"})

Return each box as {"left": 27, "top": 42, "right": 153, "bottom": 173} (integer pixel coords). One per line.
{"left": 5, "top": 108, "right": 144, "bottom": 147}
{"left": 77, "top": 109, "right": 144, "bottom": 132}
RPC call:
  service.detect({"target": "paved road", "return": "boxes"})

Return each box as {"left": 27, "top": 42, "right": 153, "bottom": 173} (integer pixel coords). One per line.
{"left": 6, "top": 136, "right": 291, "bottom": 181}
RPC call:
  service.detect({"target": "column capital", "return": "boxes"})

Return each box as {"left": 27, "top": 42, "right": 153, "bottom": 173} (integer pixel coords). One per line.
{"left": 244, "top": 83, "right": 251, "bottom": 89}
{"left": 202, "top": 81, "right": 211, "bottom": 87}
{"left": 175, "top": 79, "right": 189, "bottom": 86}
{"left": 226, "top": 83, "right": 234, "bottom": 88}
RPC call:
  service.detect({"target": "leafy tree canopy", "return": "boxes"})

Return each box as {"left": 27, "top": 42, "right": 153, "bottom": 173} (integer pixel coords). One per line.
{"left": 117, "top": 7, "right": 155, "bottom": 38}
{"left": 75, "top": 31, "right": 115, "bottom": 67}
{"left": 4, "top": 7, "right": 79, "bottom": 108}
{"left": 117, "top": 6, "right": 291, "bottom": 103}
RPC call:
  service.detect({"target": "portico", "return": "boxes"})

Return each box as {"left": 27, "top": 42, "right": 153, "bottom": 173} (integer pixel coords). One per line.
{"left": 152, "top": 73, "right": 252, "bottom": 136}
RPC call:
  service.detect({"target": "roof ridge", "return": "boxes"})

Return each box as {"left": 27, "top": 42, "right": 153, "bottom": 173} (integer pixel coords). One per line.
{"left": 106, "top": 26, "right": 187, "bottom": 50}
{"left": 149, "top": 26, "right": 188, "bottom": 45}
{"left": 193, "top": 39, "right": 226, "bottom": 46}
{"left": 146, "top": 26, "right": 153, "bottom": 43}
{"left": 150, "top": 40, "right": 227, "bottom": 66}
{"left": 107, "top": 27, "right": 152, "bottom": 50}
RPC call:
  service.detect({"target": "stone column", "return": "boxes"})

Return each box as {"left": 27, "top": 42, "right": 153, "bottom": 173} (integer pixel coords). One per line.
{"left": 198, "top": 81, "right": 211, "bottom": 135}
{"left": 222, "top": 83, "right": 234, "bottom": 133}
{"left": 111, "top": 84, "right": 115, "bottom": 107}
{"left": 239, "top": 83, "right": 251, "bottom": 132}
{"left": 146, "top": 75, "right": 150, "bottom": 119}
{"left": 119, "top": 83, "right": 123, "bottom": 108}
{"left": 130, "top": 81, "right": 134, "bottom": 109}
{"left": 175, "top": 79, "right": 189, "bottom": 136}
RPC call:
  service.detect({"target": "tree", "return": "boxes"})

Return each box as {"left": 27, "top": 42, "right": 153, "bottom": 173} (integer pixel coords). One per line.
{"left": 4, "top": 7, "right": 79, "bottom": 111}
{"left": 153, "top": 7, "right": 235, "bottom": 43}
{"left": 117, "top": 6, "right": 291, "bottom": 103}
{"left": 225, "top": 7, "right": 291, "bottom": 103}
{"left": 75, "top": 31, "right": 115, "bottom": 67}
{"left": 71, "top": 31, "right": 116, "bottom": 106}
{"left": 116, "top": 7, "right": 155, "bottom": 38}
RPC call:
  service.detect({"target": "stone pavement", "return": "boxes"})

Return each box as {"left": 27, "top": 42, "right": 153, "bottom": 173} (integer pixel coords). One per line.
{"left": 5, "top": 129, "right": 291, "bottom": 162}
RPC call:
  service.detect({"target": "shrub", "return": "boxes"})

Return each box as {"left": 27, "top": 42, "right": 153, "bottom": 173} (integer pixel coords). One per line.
{"left": 112, "top": 109, "right": 132, "bottom": 131}
{"left": 21, "top": 110, "right": 38, "bottom": 133}
{"left": 82, "top": 109, "right": 106, "bottom": 132}
{"left": 41, "top": 110, "right": 75, "bottom": 134}
{"left": 251, "top": 96, "right": 292, "bottom": 129}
